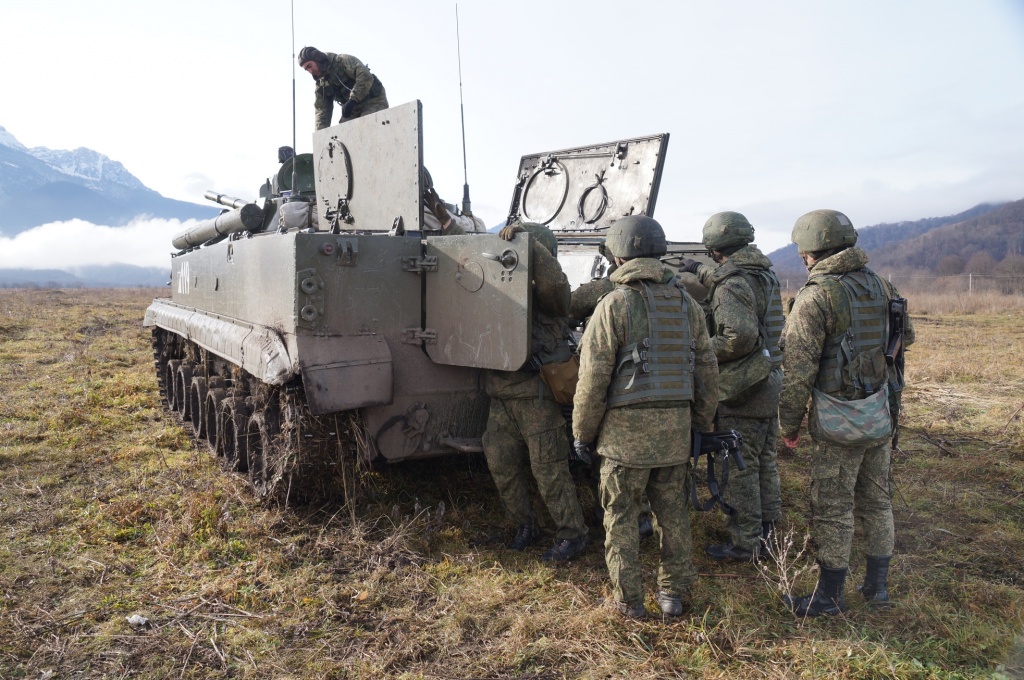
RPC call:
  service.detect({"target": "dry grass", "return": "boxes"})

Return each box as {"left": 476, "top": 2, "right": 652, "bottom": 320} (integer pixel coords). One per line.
{"left": 1, "top": 288, "right": 1023, "bottom": 679}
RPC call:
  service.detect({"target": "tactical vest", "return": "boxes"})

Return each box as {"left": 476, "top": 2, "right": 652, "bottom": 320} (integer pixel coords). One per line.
{"left": 606, "top": 280, "right": 695, "bottom": 408}
{"left": 809, "top": 269, "right": 890, "bottom": 396}
{"left": 706, "top": 264, "right": 784, "bottom": 368}
{"left": 322, "top": 61, "right": 384, "bottom": 102}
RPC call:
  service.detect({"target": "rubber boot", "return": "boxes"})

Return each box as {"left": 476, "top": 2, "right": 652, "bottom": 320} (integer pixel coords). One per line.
{"left": 656, "top": 591, "right": 685, "bottom": 617}
{"left": 857, "top": 555, "right": 892, "bottom": 605}
{"left": 783, "top": 564, "right": 848, "bottom": 618}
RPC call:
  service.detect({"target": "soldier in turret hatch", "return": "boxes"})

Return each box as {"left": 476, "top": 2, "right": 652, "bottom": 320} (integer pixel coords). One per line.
{"left": 298, "top": 46, "right": 389, "bottom": 129}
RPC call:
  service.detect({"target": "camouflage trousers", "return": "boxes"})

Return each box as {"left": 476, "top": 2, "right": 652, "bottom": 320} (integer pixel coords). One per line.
{"left": 810, "top": 439, "right": 894, "bottom": 569}
{"left": 343, "top": 92, "right": 389, "bottom": 122}
{"left": 599, "top": 459, "right": 696, "bottom": 607}
{"left": 717, "top": 414, "right": 782, "bottom": 552}
{"left": 482, "top": 397, "right": 587, "bottom": 540}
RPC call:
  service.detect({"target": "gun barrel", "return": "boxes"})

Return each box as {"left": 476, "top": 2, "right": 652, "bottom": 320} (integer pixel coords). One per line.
{"left": 171, "top": 203, "right": 265, "bottom": 250}
{"left": 204, "top": 190, "right": 251, "bottom": 210}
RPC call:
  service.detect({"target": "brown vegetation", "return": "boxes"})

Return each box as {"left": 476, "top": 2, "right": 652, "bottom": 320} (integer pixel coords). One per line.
{"left": 1, "top": 288, "right": 1022, "bottom": 678}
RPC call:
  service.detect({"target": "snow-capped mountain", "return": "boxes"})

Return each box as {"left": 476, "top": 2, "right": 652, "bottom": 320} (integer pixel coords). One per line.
{"left": 28, "top": 145, "right": 146, "bottom": 192}
{"left": 0, "top": 125, "right": 216, "bottom": 235}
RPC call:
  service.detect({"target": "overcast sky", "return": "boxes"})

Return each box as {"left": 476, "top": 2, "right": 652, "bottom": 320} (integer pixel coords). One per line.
{"left": 2, "top": 0, "right": 1023, "bottom": 266}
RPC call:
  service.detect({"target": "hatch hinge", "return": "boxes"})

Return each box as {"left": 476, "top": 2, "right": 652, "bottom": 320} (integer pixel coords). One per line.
{"left": 402, "top": 328, "right": 437, "bottom": 345}
{"left": 401, "top": 255, "right": 438, "bottom": 273}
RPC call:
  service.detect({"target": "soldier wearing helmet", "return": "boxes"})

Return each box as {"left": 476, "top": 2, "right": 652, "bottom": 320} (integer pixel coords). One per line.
{"left": 298, "top": 46, "right": 389, "bottom": 129}
{"left": 481, "top": 221, "right": 589, "bottom": 563}
{"left": 678, "top": 212, "right": 784, "bottom": 563}
{"left": 779, "top": 209, "right": 915, "bottom": 617}
{"left": 573, "top": 215, "right": 718, "bottom": 619}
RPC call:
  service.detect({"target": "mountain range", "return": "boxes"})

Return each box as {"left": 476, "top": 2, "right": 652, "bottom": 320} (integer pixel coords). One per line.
{"left": 0, "top": 126, "right": 216, "bottom": 236}
{"left": 765, "top": 200, "right": 1024, "bottom": 282}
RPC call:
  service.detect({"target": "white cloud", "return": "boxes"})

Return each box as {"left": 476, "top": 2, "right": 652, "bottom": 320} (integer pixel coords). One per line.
{"left": 0, "top": 218, "right": 193, "bottom": 270}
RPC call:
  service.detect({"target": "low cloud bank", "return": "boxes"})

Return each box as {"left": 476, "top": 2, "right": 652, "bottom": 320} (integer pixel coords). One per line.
{"left": 0, "top": 217, "right": 193, "bottom": 270}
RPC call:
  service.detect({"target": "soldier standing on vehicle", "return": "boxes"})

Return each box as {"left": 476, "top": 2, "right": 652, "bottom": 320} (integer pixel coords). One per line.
{"left": 482, "top": 222, "right": 589, "bottom": 562}
{"left": 678, "top": 212, "right": 784, "bottom": 562}
{"left": 573, "top": 216, "right": 718, "bottom": 619}
{"left": 298, "top": 46, "right": 389, "bottom": 129}
{"left": 779, "top": 209, "right": 914, "bottom": 617}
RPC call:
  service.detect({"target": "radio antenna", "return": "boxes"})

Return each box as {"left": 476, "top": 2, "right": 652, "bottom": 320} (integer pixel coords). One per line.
{"left": 289, "top": 0, "right": 298, "bottom": 200}
{"left": 456, "top": 5, "right": 471, "bottom": 216}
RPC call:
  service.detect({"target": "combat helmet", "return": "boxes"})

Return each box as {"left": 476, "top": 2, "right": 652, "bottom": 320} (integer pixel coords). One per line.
{"left": 791, "top": 209, "right": 858, "bottom": 252}
{"left": 604, "top": 215, "right": 667, "bottom": 259}
{"left": 702, "top": 211, "right": 755, "bottom": 251}
{"left": 518, "top": 221, "right": 558, "bottom": 257}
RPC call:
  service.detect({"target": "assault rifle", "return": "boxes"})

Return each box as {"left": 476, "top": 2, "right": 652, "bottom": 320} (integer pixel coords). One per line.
{"left": 690, "top": 429, "right": 745, "bottom": 515}
{"left": 885, "top": 297, "right": 908, "bottom": 448}
{"left": 885, "top": 297, "right": 907, "bottom": 369}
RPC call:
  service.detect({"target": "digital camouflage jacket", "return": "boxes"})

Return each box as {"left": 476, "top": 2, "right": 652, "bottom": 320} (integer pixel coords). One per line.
{"left": 691, "top": 244, "right": 783, "bottom": 419}
{"left": 778, "top": 246, "right": 916, "bottom": 439}
{"left": 313, "top": 53, "right": 385, "bottom": 130}
{"left": 573, "top": 258, "right": 718, "bottom": 467}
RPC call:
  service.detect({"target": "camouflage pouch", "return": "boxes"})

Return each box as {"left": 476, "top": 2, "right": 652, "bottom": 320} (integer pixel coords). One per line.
{"left": 718, "top": 346, "right": 772, "bottom": 407}
{"left": 811, "top": 386, "right": 891, "bottom": 446}
{"left": 539, "top": 355, "right": 579, "bottom": 405}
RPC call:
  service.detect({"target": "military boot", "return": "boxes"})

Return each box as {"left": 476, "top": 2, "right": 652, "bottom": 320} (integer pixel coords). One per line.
{"left": 541, "top": 535, "right": 589, "bottom": 562}
{"left": 705, "top": 541, "right": 757, "bottom": 562}
{"left": 508, "top": 522, "right": 537, "bottom": 551}
{"left": 614, "top": 600, "right": 647, "bottom": 619}
{"left": 656, "top": 591, "right": 685, "bottom": 617}
{"left": 857, "top": 555, "right": 892, "bottom": 606}
{"left": 783, "top": 564, "right": 848, "bottom": 618}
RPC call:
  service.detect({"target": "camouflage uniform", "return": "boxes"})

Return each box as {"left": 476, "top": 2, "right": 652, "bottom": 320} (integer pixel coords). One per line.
{"left": 312, "top": 53, "right": 389, "bottom": 129}
{"left": 483, "top": 240, "right": 587, "bottom": 542}
{"left": 779, "top": 246, "right": 915, "bottom": 570}
{"left": 691, "top": 244, "right": 783, "bottom": 554}
{"left": 574, "top": 258, "right": 718, "bottom": 608}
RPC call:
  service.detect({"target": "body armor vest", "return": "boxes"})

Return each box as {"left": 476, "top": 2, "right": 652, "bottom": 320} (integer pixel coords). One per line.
{"left": 606, "top": 280, "right": 695, "bottom": 408}
{"left": 530, "top": 311, "right": 574, "bottom": 368}
{"left": 811, "top": 270, "right": 889, "bottom": 395}
{"left": 706, "top": 265, "right": 784, "bottom": 368}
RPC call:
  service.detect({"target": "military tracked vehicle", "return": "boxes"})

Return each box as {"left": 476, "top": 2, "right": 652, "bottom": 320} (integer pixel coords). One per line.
{"left": 145, "top": 100, "right": 703, "bottom": 500}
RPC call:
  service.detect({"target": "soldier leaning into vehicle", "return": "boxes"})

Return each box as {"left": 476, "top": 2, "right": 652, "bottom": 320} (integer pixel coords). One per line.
{"left": 298, "top": 46, "right": 389, "bottom": 129}
{"left": 778, "top": 209, "right": 915, "bottom": 617}
{"left": 678, "top": 212, "right": 784, "bottom": 562}
{"left": 573, "top": 216, "right": 718, "bottom": 619}
{"left": 482, "top": 222, "right": 589, "bottom": 563}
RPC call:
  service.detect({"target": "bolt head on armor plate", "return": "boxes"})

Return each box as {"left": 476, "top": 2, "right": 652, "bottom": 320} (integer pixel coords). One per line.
{"left": 605, "top": 215, "right": 667, "bottom": 258}
{"left": 791, "top": 209, "right": 858, "bottom": 252}
{"left": 702, "top": 211, "right": 754, "bottom": 251}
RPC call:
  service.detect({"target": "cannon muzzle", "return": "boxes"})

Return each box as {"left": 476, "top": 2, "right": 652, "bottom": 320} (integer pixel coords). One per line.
{"left": 204, "top": 191, "right": 251, "bottom": 210}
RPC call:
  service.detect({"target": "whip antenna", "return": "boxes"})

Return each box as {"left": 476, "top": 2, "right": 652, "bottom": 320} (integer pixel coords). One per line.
{"left": 456, "top": 4, "right": 471, "bottom": 216}
{"left": 290, "top": 0, "right": 298, "bottom": 199}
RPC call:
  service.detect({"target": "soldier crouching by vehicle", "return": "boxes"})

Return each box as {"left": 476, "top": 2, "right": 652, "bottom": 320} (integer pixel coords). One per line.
{"left": 482, "top": 222, "right": 589, "bottom": 562}
{"left": 572, "top": 216, "right": 718, "bottom": 618}
{"left": 778, "top": 209, "right": 915, "bottom": 617}
{"left": 679, "top": 212, "right": 784, "bottom": 562}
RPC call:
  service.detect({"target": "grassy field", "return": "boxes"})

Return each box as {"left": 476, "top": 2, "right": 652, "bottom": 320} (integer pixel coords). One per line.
{"left": 1, "top": 288, "right": 1022, "bottom": 679}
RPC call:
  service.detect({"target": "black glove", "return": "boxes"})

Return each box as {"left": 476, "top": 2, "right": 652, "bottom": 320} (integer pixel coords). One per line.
{"left": 571, "top": 440, "right": 595, "bottom": 466}
{"left": 499, "top": 223, "right": 526, "bottom": 241}
{"left": 680, "top": 258, "right": 701, "bottom": 274}
{"left": 341, "top": 99, "right": 358, "bottom": 118}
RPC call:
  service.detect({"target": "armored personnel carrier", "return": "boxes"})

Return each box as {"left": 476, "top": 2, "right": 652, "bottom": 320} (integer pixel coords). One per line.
{"left": 145, "top": 101, "right": 701, "bottom": 500}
